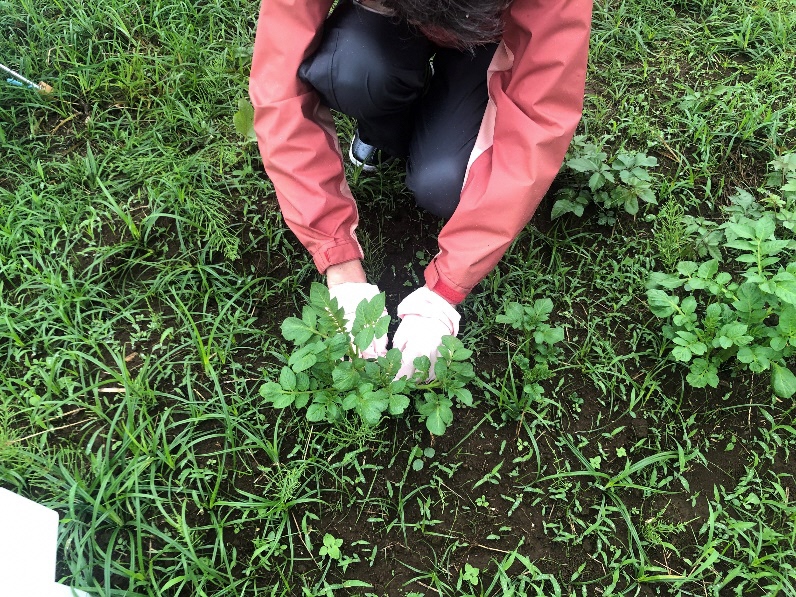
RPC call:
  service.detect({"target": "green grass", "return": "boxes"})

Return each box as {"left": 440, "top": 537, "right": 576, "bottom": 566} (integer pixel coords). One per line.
{"left": 2, "top": 0, "right": 796, "bottom": 595}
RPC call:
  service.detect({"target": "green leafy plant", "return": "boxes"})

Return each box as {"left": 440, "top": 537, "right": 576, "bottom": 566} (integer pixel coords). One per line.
{"left": 681, "top": 154, "right": 796, "bottom": 262}
{"left": 319, "top": 533, "right": 343, "bottom": 560}
{"left": 260, "top": 283, "right": 475, "bottom": 434}
{"left": 460, "top": 562, "right": 480, "bottom": 586}
{"left": 647, "top": 162, "right": 796, "bottom": 397}
{"left": 553, "top": 136, "right": 659, "bottom": 224}
{"left": 233, "top": 98, "right": 257, "bottom": 143}
{"left": 495, "top": 297, "right": 565, "bottom": 418}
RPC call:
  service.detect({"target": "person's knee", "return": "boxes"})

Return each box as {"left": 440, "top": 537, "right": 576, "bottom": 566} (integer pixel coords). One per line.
{"left": 406, "top": 160, "right": 463, "bottom": 219}
{"left": 300, "top": 35, "right": 426, "bottom": 119}
{"left": 338, "top": 56, "right": 424, "bottom": 116}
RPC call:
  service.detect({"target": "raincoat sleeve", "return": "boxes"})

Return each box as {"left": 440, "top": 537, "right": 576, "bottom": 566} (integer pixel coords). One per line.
{"left": 424, "top": 0, "right": 593, "bottom": 304}
{"left": 249, "top": 0, "right": 364, "bottom": 273}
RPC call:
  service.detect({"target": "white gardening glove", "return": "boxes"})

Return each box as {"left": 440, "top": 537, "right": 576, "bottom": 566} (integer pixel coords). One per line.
{"left": 392, "top": 286, "right": 460, "bottom": 381}
{"left": 329, "top": 282, "right": 388, "bottom": 359}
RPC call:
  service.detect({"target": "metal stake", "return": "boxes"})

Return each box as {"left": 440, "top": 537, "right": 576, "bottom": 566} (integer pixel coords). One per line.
{"left": 0, "top": 62, "right": 45, "bottom": 91}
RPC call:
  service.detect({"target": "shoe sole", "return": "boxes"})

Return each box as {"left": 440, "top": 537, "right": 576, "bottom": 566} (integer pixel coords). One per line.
{"left": 348, "top": 142, "right": 378, "bottom": 173}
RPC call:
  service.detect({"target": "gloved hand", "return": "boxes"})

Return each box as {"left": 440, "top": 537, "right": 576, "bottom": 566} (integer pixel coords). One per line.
{"left": 329, "top": 282, "right": 388, "bottom": 359}
{"left": 392, "top": 286, "right": 460, "bottom": 381}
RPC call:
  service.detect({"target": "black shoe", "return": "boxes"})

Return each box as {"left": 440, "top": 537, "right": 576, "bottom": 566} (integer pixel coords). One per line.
{"left": 349, "top": 130, "right": 394, "bottom": 172}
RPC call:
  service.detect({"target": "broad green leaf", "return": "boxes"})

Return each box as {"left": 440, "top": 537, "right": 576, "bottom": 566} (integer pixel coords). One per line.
{"left": 447, "top": 336, "right": 473, "bottom": 361}
{"left": 613, "top": 152, "right": 634, "bottom": 169}
{"left": 496, "top": 302, "right": 524, "bottom": 328}
{"left": 697, "top": 260, "right": 719, "bottom": 279}
{"left": 777, "top": 306, "right": 796, "bottom": 345}
{"left": 301, "top": 305, "right": 317, "bottom": 327}
{"left": 673, "top": 331, "right": 706, "bottom": 355}
{"left": 551, "top": 198, "right": 585, "bottom": 220}
{"left": 732, "top": 283, "right": 766, "bottom": 314}
{"left": 624, "top": 194, "right": 639, "bottom": 216}
{"left": 588, "top": 171, "right": 607, "bottom": 192}
{"left": 453, "top": 345, "right": 474, "bottom": 361}
{"left": 309, "top": 281, "right": 333, "bottom": 308}
{"left": 686, "top": 277, "right": 708, "bottom": 291}
{"left": 647, "top": 271, "right": 684, "bottom": 290}
{"left": 354, "top": 327, "right": 376, "bottom": 353}
{"left": 294, "top": 392, "right": 310, "bottom": 409}
{"left": 259, "top": 382, "right": 282, "bottom": 401}
{"left": 388, "top": 393, "right": 410, "bottom": 415}
{"left": 672, "top": 345, "right": 693, "bottom": 362}
{"left": 359, "top": 389, "right": 389, "bottom": 425}
{"left": 770, "top": 335, "right": 787, "bottom": 352}
{"left": 233, "top": 98, "right": 257, "bottom": 142}
{"left": 310, "top": 282, "right": 346, "bottom": 330}
{"left": 772, "top": 272, "right": 796, "bottom": 306}
{"left": 411, "top": 356, "right": 431, "bottom": 381}
{"left": 672, "top": 310, "right": 697, "bottom": 330}
{"left": 296, "top": 371, "right": 310, "bottom": 392}
{"left": 325, "top": 400, "right": 342, "bottom": 422}
{"left": 332, "top": 361, "right": 359, "bottom": 391}
{"left": 713, "top": 322, "right": 752, "bottom": 349}
{"left": 723, "top": 221, "right": 755, "bottom": 240}
{"left": 637, "top": 186, "right": 657, "bottom": 205}
{"left": 433, "top": 358, "right": 449, "bottom": 381}
{"left": 759, "top": 255, "right": 780, "bottom": 268}
{"left": 279, "top": 366, "right": 297, "bottom": 391}
{"left": 281, "top": 317, "right": 315, "bottom": 345}
{"left": 365, "top": 292, "right": 386, "bottom": 322}
{"left": 635, "top": 153, "right": 658, "bottom": 168}
{"left": 677, "top": 262, "right": 699, "bottom": 276}
{"left": 307, "top": 392, "right": 339, "bottom": 422}
{"left": 342, "top": 384, "right": 387, "bottom": 425}
{"left": 374, "top": 313, "right": 390, "bottom": 339}
{"left": 342, "top": 391, "right": 359, "bottom": 411}
{"left": 540, "top": 326, "right": 565, "bottom": 345}
{"left": 754, "top": 216, "right": 775, "bottom": 241}
{"left": 306, "top": 401, "right": 327, "bottom": 422}
{"left": 390, "top": 376, "right": 408, "bottom": 394}
{"left": 523, "top": 383, "right": 544, "bottom": 401}
{"left": 567, "top": 156, "right": 601, "bottom": 173}
{"left": 453, "top": 388, "right": 473, "bottom": 406}
{"left": 272, "top": 392, "right": 296, "bottom": 409}
{"left": 761, "top": 239, "right": 790, "bottom": 255}
{"left": 381, "top": 348, "right": 403, "bottom": 377}
{"left": 418, "top": 393, "right": 454, "bottom": 435}
{"left": 325, "top": 333, "right": 350, "bottom": 361}
{"left": 610, "top": 186, "right": 633, "bottom": 209}
{"left": 647, "top": 289, "right": 679, "bottom": 317}
{"left": 532, "top": 298, "right": 554, "bottom": 320}
{"left": 288, "top": 345, "right": 318, "bottom": 372}
{"left": 686, "top": 358, "right": 719, "bottom": 388}
{"left": 705, "top": 302, "right": 722, "bottom": 320}
{"left": 771, "top": 362, "right": 796, "bottom": 398}
{"left": 734, "top": 253, "right": 758, "bottom": 263}
{"left": 450, "top": 361, "right": 475, "bottom": 381}
{"left": 737, "top": 345, "right": 774, "bottom": 372}
{"left": 680, "top": 295, "right": 698, "bottom": 315}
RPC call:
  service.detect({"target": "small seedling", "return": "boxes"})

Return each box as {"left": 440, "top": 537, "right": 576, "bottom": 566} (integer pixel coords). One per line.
{"left": 319, "top": 533, "right": 343, "bottom": 560}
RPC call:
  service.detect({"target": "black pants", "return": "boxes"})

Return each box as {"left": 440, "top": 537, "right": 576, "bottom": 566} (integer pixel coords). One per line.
{"left": 299, "top": 2, "right": 497, "bottom": 218}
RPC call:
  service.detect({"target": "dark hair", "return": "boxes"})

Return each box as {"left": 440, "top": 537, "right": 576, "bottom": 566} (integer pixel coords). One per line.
{"left": 382, "top": 0, "right": 512, "bottom": 50}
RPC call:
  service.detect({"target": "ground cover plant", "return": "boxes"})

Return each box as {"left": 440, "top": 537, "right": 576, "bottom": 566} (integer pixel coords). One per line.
{"left": 1, "top": 0, "right": 795, "bottom": 595}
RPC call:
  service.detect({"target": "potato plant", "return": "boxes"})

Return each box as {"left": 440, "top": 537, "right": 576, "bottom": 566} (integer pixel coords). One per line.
{"left": 260, "top": 283, "right": 475, "bottom": 434}
{"left": 647, "top": 162, "right": 796, "bottom": 398}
